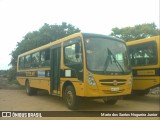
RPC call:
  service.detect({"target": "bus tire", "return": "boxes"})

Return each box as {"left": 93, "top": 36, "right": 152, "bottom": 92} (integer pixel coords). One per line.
{"left": 103, "top": 97, "right": 118, "bottom": 105}
{"left": 25, "top": 80, "right": 37, "bottom": 96}
{"left": 63, "top": 85, "right": 80, "bottom": 110}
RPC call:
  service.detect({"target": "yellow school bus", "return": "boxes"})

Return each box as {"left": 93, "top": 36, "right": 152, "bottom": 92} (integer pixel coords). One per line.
{"left": 17, "top": 32, "right": 132, "bottom": 109}
{"left": 127, "top": 36, "right": 160, "bottom": 95}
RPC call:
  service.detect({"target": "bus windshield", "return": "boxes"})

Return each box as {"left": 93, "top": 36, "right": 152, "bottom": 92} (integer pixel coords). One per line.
{"left": 84, "top": 37, "right": 131, "bottom": 75}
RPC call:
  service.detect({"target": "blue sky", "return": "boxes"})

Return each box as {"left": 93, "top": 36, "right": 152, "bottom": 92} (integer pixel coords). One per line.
{"left": 0, "top": 0, "right": 159, "bottom": 69}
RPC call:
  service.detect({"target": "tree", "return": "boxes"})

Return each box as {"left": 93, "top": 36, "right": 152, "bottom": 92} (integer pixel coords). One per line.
{"left": 110, "top": 23, "right": 160, "bottom": 41}
{"left": 7, "top": 67, "right": 16, "bottom": 81}
{"left": 10, "top": 22, "right": 80, "bottom": 67}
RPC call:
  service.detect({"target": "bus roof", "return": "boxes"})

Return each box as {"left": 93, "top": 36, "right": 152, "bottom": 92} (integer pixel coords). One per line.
{"left": 18, "top": 32, "right": 82, "bottom": 57}
{"left": 82, "top": 33, "right": 124, "bottom": 42}
{"left": 18, "top": 32, "right": 124, "bottom": 57}
{"left": 126, "top": 36, "right": 160, "bottom": 46}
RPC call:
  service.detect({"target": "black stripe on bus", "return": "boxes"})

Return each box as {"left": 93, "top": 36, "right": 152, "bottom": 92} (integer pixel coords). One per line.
{"left": 17, "top": 70, "right": 50, "bottom": 77}
{"left": 17, "top": 69, "right": 78, "bottom": 78}
{"left": 132, "top": 68, "right": 160, "bottom": 77}
{"left": 60, "top": 69, "right": 77, "bottom": 78}
{"left": 60, "top": 69, "right": 83, "bottom": 81}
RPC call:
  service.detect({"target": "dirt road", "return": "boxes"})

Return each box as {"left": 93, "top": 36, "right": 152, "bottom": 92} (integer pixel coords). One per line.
{"left": 0, "top": 77, "right": 159, "bottom": 120}
{"left": 0, "top": 89, "right": 159, "bottom": 111}
{"left": 0, "top": 89, "right": 159, "bottom": 120}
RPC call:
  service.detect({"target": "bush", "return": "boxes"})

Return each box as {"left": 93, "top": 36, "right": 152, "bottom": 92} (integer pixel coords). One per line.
{"left": 7, "top": 67, "right": 17, "bottom": 81}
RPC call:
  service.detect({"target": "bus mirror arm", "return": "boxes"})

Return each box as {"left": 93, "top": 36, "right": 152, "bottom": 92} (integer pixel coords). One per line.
{"left": 75, "top": 42, "right": 80, "bottom": 59}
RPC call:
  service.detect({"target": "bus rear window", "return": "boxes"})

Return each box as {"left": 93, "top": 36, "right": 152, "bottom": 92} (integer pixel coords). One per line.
{"left": 128, "top": 41, "right": 157, "bottom": 66}
{"left": 19, "top": 57, "right": 25, "bottom": 69}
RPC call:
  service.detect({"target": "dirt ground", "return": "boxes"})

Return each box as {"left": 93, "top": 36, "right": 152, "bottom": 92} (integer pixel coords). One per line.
{"left": 0, "top": 77, "right": 159, "bottom": 120}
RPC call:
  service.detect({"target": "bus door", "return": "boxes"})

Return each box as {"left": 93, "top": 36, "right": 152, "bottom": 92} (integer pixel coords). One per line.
{"left": 50, "top": 44, "right": 61, "bottom": 95}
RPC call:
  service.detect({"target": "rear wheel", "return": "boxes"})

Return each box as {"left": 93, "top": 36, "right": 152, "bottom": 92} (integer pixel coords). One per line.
{"left": 103, "top": 97, "right": 118, "bottom": 105}
{"left": 25, "top": 80, "right": 37, "bottom": 96}
{"left": 63, "top": 85, "right": 80, "bottom": 110}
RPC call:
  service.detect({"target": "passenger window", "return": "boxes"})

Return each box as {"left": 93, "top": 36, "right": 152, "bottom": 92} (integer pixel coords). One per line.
{"left": 31, "top": 52, "right": 40, "bottom": 67}
{"left": 64, "top": 38, "right": 83, "bottom": 69}
{"left": 40, "top": 49, "right": 50, "bottom": 67}
{"left": 25, "top": 55, "right": 31, "bottom": 68}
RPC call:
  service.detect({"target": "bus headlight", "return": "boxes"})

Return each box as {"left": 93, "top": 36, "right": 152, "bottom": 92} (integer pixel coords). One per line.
{"left": 87, "top": 73, "right": 96, "bottom": 86}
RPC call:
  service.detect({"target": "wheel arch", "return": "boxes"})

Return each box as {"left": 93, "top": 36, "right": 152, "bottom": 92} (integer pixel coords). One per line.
{"left": 62, "top": 80, "right": 75, "bottom": 96}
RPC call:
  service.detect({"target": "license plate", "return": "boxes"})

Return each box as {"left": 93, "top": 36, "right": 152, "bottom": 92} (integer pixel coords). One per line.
{"left": 111, "top": 87, "right": 119, "bottom": 91}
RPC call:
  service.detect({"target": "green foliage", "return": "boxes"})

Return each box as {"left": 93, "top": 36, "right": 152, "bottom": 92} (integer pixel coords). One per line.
{"left": 0, "top": 68, "right": 16, "bottom": 81}
{"left": 0, "top": 70, "right": 8, "bottom": 77}
{"left": 10, "top": 22, "right": 80, "bottom": 67}
{"left": 7, "top": 67, "right": 16, "bottom": 81}
{"left": 110, "top": 23, "right": 160, "bottom": 41}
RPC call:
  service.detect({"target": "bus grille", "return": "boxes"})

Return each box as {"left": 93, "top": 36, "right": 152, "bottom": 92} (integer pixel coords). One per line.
{"left": 102, "top": 89, "right": 125, "bottom": 94}
{"left": 99, "top": 79, "right": 126, "bottom": 86}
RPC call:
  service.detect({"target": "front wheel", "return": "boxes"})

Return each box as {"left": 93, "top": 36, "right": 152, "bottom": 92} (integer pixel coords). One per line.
{"left": 103, "top": 97, "right": 118, "bottom": 105}
{"left": 63, "top": 85, "right": 80, "bottom": 110}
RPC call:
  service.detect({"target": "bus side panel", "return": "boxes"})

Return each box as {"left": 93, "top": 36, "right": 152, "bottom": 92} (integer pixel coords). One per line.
{"left": 71, "top": 81, "right": 85, "bottom": 96}
{"left": 28, "top": 78, "right": 50, "bottom": 92}
{"left": 17, "top": 76, "right": 51, "bottom": 93}
{"left": 132, "top": 76, "right": 160, "bottom": 90}
{"left": 60, "top": 78, "right": 85, "bottom": 97}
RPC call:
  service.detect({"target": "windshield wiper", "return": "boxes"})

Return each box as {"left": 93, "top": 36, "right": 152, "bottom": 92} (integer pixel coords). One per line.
{"left": 103, "top": 49, "right": 112, "bottom": 74}
{"left": 104, "top": 48, "right": 125, "bottom": 74}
